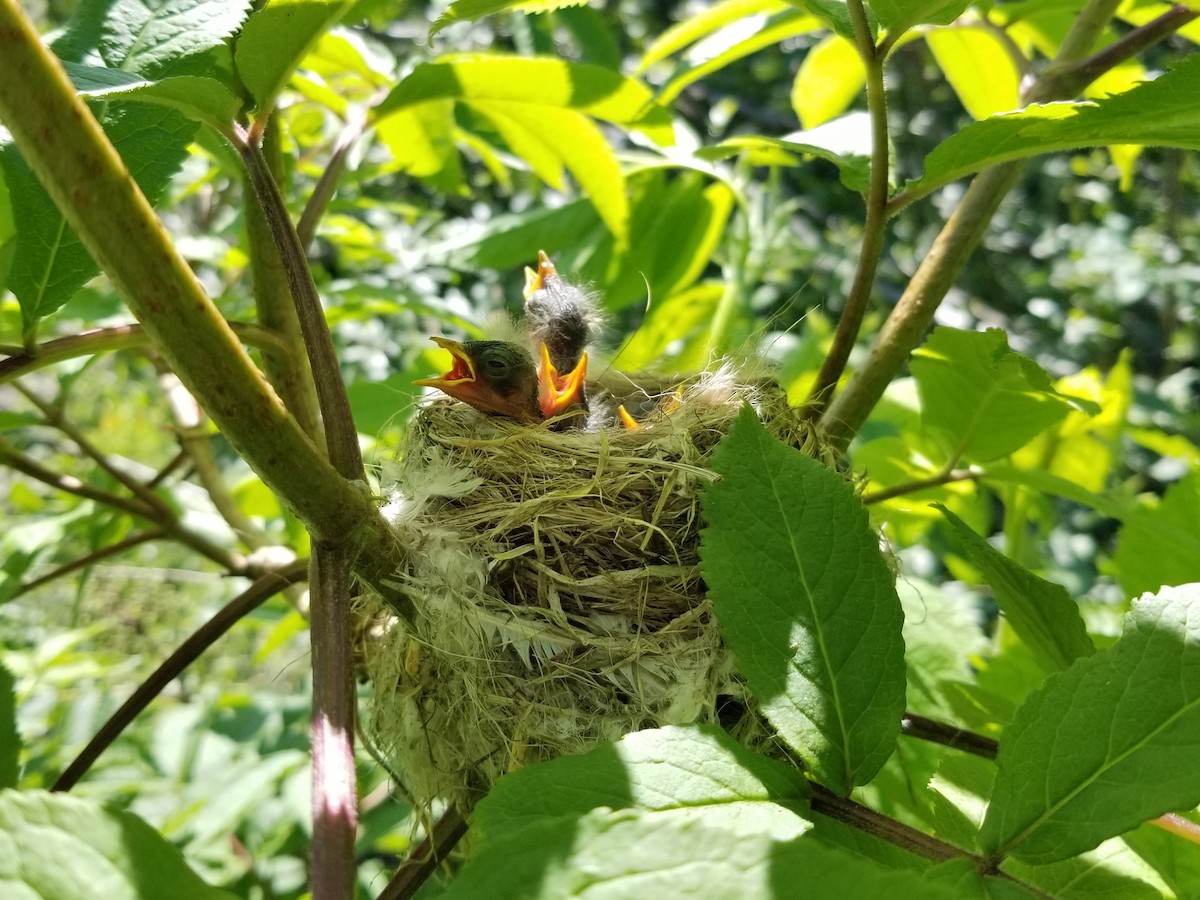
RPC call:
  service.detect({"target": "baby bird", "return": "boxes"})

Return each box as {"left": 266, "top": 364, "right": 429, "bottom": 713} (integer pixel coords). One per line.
{"left": 524, "top": 250, "right": 593, "bottom": 378}
{"left": 416, "top": 252, "right": 594, "bottom": 425}
{"left": 415, "top": 336, "right": 585, "bottom": 424}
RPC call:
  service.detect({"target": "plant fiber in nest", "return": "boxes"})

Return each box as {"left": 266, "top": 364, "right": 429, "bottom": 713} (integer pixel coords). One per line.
{"left": 360, "top": 369, "right": 835, "bottom": 810}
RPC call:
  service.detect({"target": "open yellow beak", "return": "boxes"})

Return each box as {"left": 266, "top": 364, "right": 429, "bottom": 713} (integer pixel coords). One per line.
{"left": 537, "top": 342, "right": 587, "bottom": 418}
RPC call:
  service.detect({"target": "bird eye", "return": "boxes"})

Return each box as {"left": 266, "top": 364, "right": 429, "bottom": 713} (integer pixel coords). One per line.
{"left": 483, "top": 355, "right": 509, "bottom": 374}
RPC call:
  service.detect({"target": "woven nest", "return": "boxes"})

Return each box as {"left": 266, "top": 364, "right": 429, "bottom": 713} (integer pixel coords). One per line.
{"left": 359, "top": 367, "right": 836, "bottom": 810}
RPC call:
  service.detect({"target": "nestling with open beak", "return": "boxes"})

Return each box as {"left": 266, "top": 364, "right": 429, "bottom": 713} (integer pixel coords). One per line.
{"left": 415, "top": 336, "right": 586, "bottom": 424}
{"left": 417, "top": 252, "right": 594, "bottom": 425}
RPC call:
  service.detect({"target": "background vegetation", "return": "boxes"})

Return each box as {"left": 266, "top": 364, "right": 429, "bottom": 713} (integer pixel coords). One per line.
{"left": 2, "top": 0, "right": 1199, "bottom": 897}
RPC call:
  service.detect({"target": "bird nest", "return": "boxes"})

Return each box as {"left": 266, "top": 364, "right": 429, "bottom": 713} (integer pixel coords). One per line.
{"left": 358, "top": 368, "right": 835, "bottom": 811}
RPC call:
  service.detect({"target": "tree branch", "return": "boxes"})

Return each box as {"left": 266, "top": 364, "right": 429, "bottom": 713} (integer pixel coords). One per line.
{"left": 900, "top": 712, "right": 998, "bottom": 759}
{"left": 51, "top": 559, "right": 309, "bottom": 791}
{"left": 0, "top": 2, "right": 413, "bottom": 620}
{"left": 245, "top": 119, "right": 323, "bottom": 441}
{"left": 817, "top": 0, "right": 1189, "bottom": 450}
{"left": 378, "top": 807, "right": 470, "bottom": 900}
{"left": 12, "top": 528, "right": 167, "bottom": 600}
{"left": 862, "top": 468, "right": 981, "bottom": 504}
{"left": 0, "top": 322, "right": 289, "bottom": 385}
{"left": 801, "top": 0, "right": 893, "bottom": 420}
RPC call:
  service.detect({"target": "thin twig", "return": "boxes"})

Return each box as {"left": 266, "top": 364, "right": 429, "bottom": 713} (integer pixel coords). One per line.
{"left": 160, "top": 371, "right": 268, "bottom": 549}
{"left": 146, "top": 449, "right": 189, "bottom": 488}
{"left": 1034, "top": 5, "right": 1200, "bottom": 101}
{"left": 377, "top": 808, "right": 470, "bottom": 900}
{"left": 245, "top": 120, "right": 323, "bottom": 441}
{"left": 297, "top": 107, "right": 371, "bottom": 249}
{"left": 809, "top": 782, "right": 961, "bottom": 862}
{"left": 0, "top": 437, "right": 157, "bottom": 519}
{"left": 51, "top": 559, "right": 309, "bottom": 791}
{"left": 900, "top": 713, "right": 998, "bottom": 759}
{"left": 0, "top": 437, "right": 247, "bottom": 572}
{"left": 234, "top": 122, "right": 367, "bottom": 900}
{"left": 234, "top": 127, "right": 363, "bottom": 480}
{"left": 12, "top": 528, "right": 167, "bottom": 600}
{"left": 13, "top": 382, "right": 173, "bottom": 517}
{"left": 1153, "top": 813, "right": 1200, "bottom": 846}
{"left": 0, "top": 322, "right": 291, "bottom": 385}
{"left": 309, "top": 547, "right": 359, "bottom": 900}
{"left": 801, "top": 0, "right": 893, "bottom": 420}
{"left": 863, "top": 468, "right": 981, "bottom": 504}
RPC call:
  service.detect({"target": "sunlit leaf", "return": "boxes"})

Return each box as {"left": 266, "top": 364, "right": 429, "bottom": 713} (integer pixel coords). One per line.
{"left": 869, "top": 0, "right": 971, "bottom": 35}
{"left": 0, "top": 790, "right": 236, "bottom": 898}
{"left": 904, "top": 54, "right": 1200, "bottom": 200}
{"left": 470, "top": 101, "right": 629, "bottom": 243}
{"left": 235, "top": 0, "right": 351, "bottom": 109}
{"left": 910, "top": 327, "right": 1086, "bottom": 464}
{"left": 792, "top": 34, "right": 865, "bottom": 128}
{"left": 639, "top": 0, "right": 788, "bottom": 70}
{"left": 699, "top": 111, "right": 873, "bottom": 191}
{"left": 1112, "top": 471, "right": 1200, "bottom": 599}
{"left": 981, "top": 584, "right": 1200, "bottom": 865}
{"left": 925, "top": 25, "right": 1020, "bottom": 120}
{"left": 64, "top": 64, "right": 239, "bottom": 132}
{"left": 658, "top": 10, "right": 822, "bottom": 104}
{"left": 431, "top": 0, "right": 589, "bottom": 36}
{"left": 75, "top": 0, "right": 252, "bottom": 77}
{"left": 375, "top": 55, "right": 673, "bottom": 145}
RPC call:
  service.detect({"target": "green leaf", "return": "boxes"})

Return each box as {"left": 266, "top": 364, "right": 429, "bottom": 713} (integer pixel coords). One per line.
{"left": 937, "top": 506, "right": 1094, "bottom": 674}
{"left": 235, "top": 0, "right": 351, "bottom": 109}
{"left": 868, "top": 0, "right": 971, "bottom": 35}
{"left": 0, "top": 165, "right": 13, "bottom": 296}
{"left": 447, "top": 726, "right": 813, "bottom": 899}
{"left": 905, "top": 54, "right": 1200, "bottom": 199}
{"left": 1124, "top": 815, "right": 1200, "bottom": 900}
{"left": 638, "top": 0, "right": 788, "bottom": 70}
{"left": 474, "top": 725, "right": 811, "bottom": 836}
{"left": 770, "top": 838, "right": 961, "bottom": 898}
{"left": 64, "top": 64, "right": 239, "bottom": 132}
{"left": 911, "top": 327, "right": 1081, "bottom": 463}
{"left": 657, "top": 10, "right": 823, "bottom": 104}
{"left": 470, "top": 101, "right": 629, "bottom": 243}
{"left": 925, "top": 25, "right": 1020, "bottom": 120}
{"left": 450, "top": 804, "right": 811, "bottom": 899}
{"left": 92, "top": 0, "right": 251, "bottom": 77}
{"left": 897, "top": 577, "right": 986, "bottom": 718}
{"left": 698, "top": 118, "right": 872, "bottom": 192}
{"left": 788, "top": 0, "right": 862, "bottom": 42}
{"left": 792, "top": 34, "right": 865, "bottom": 128}
{"left": 375, "top": 55, "right": 673, "bottom": 145}
{"left": 700, "top": 406, "right": 906, "bottom": 795}
{"left": 431, "top": 0, "right": 589, "bottom": 36}
{"left": 375, "top": 101, "right": 464, "bottom": 188}
{"left": 556, "top": 7, "right": 622, "bottom": 70}
{"left": 1, "top": 104, "right": 196, "bottom": 325}
{"left": 1112, "top": 472, "right": 1200, "bottom": 600}
{"left": 604, "top": 174, "right": 734, "bottom": 308}
{"left": 1003, "top": 837, "right": 1174, "bottom": 899}
{"left": 346, "top": 372, "right": 420, "bottom": 436}
{"left": 0, "top": 665, "right": 16, "bottom": 789}
{"left": 979, "top": 583, "right": 1200, "bottom": 865}
{"left": 0, "top": 790, "right": 236, "bottom": 899}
